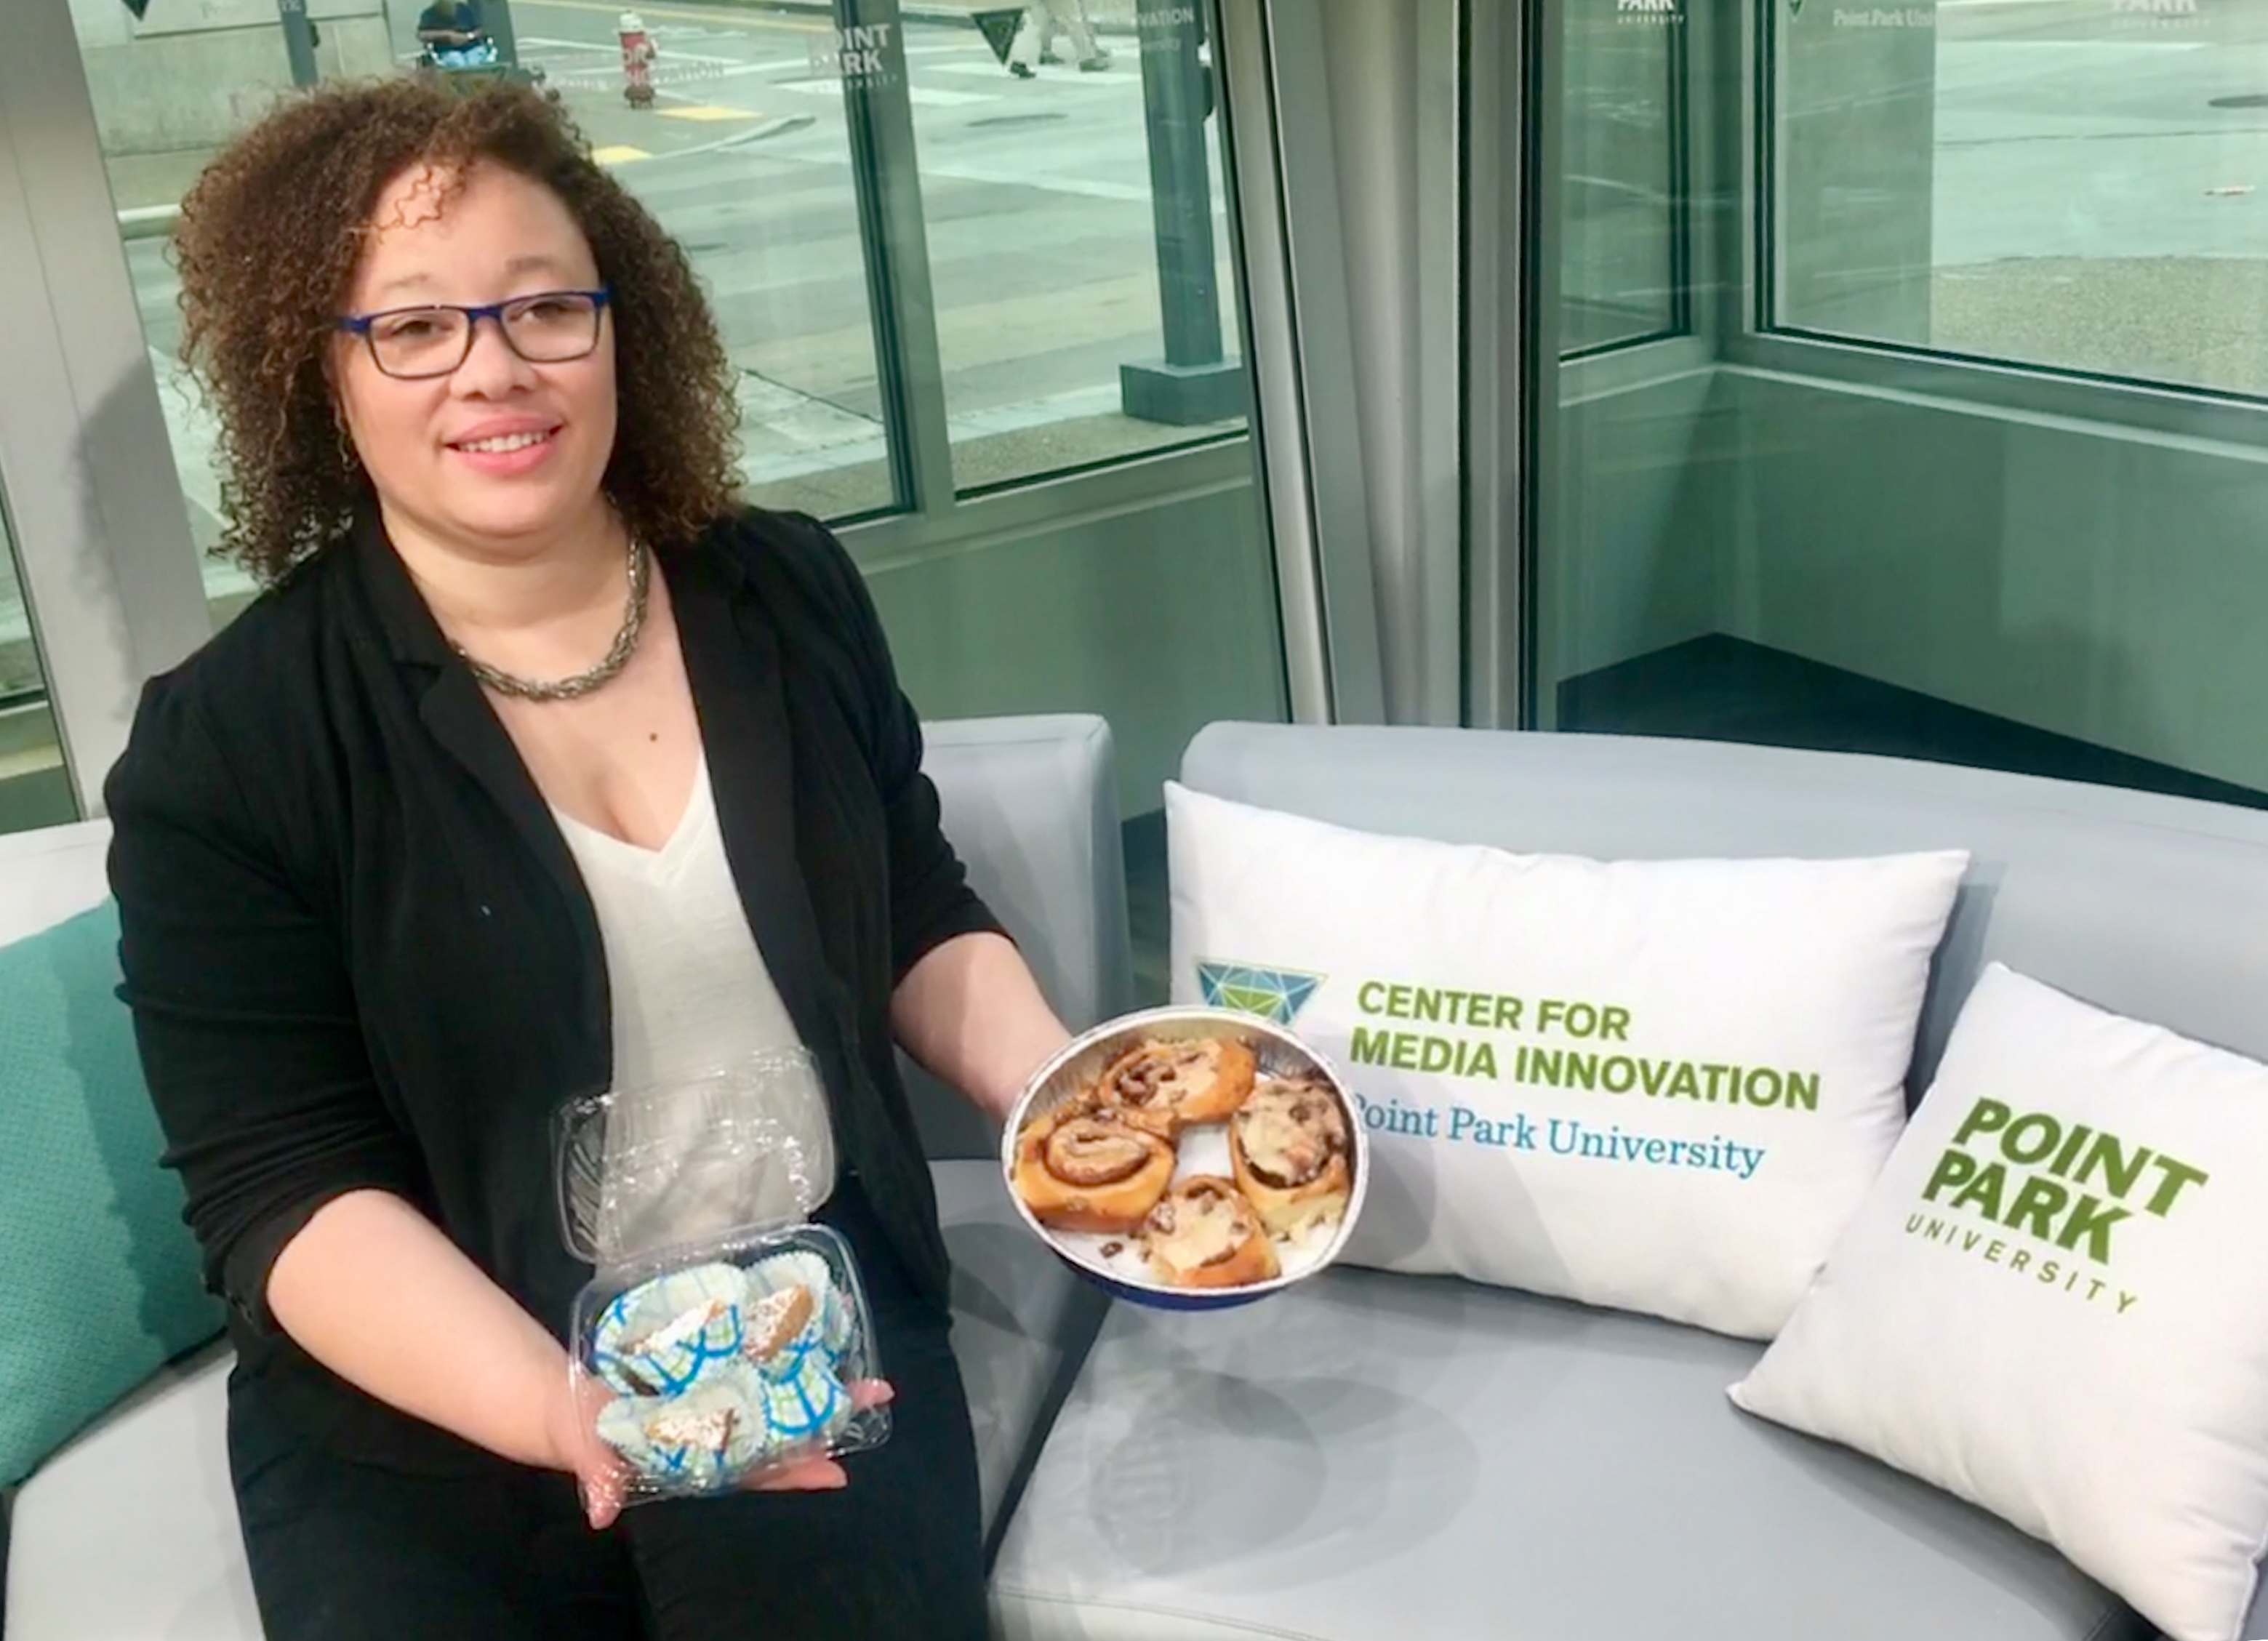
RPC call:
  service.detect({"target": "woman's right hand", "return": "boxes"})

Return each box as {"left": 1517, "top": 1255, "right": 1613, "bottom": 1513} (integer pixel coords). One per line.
{"left": 548, "top": 1370, "right": 897, "bottom": 1528}
{"left": 546, "top": 1366, "right": 633, "bottom": 1529}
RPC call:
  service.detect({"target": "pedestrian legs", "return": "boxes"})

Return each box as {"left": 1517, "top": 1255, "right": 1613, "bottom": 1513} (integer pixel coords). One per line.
{"left": 1009, "top": 0, "right": 1103, "bottom": 72}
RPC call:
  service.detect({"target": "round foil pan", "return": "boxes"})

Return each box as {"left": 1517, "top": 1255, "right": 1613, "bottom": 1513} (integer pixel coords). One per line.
{"left": 999, "top": 1006, "right": 1369, "bottom": 1312}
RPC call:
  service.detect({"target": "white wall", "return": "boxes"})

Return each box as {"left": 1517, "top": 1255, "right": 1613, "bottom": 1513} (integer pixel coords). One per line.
{"left": 1718, "top": 367, "right": 2268, "bottom": 792}
{"left": 1543, "top": 358, "right": 2268, "bottom": 795}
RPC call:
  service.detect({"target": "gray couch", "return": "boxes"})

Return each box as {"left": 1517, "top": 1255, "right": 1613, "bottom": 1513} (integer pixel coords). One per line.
{"left": 985, "top": 721, "right": 2268, "bottom": 1641}
{"left": 7, "top": 713, "right": 2262, "bottom": 1639}
{"left": 1, "top": 713, "right": 1127, "bottom": 1640}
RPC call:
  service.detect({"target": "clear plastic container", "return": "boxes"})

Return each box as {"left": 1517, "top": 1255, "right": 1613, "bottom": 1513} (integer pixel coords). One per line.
{"left": 553, "top": 1049, "right": 839, "bottom": 1269}
{"left": 571, "top": 1223, "right": 889, "bottom": 1498}
{"left": 552, "top": 1048, "right": 889, "bottom": 1504}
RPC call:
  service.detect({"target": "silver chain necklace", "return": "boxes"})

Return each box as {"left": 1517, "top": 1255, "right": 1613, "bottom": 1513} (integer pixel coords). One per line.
{"left": 452, "top": 540, "right": 652, "bottom": 702}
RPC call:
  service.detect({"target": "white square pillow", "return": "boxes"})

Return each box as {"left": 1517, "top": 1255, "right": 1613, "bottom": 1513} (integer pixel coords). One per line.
{"left": 1731, "top": 963, "right": 2268, "bottom": 1641}
{"left": 1166, "top": 783, "right": 1968, "bottom": 1339}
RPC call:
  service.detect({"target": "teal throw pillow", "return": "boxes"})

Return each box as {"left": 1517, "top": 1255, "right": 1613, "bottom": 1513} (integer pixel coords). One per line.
{"left": 0, "top": 899, "right": 223, "bottom": 1486}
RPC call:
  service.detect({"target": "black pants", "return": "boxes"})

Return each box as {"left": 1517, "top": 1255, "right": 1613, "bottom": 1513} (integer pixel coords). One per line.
{"left": 227, "top": 1185, "right": 987, "bottom": 1641}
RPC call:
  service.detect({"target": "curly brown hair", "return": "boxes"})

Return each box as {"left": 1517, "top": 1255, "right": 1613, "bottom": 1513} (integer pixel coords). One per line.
{"left": 174, "top": 77, "right": 741, "bottom": 584}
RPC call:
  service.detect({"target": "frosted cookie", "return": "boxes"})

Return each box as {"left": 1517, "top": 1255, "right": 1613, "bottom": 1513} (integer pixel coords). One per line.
{"left": 747, "top": 1249, "right": 855, "bottom": 1355}
{"left": 592, "top": 1264, "right": 750, "bottom": 1399}
{"left": 1139, "top": 1176, "right": 1281, "bottom": 1290}
{"left": 592, "top": 1251, "right": 864, "bottom": 1488}
{"left": 739, "top": 1283, "right": 815, "bottom": 1363}
{"left": 1094, "top": 1037, "right": 1258, "bottom": 1138}
{"left": 1230, "top": 1075, "right": 1353, "bottom": 1238}
{"left": 597, "top": 1376, "right": 766, "bottom": 1488}
{"left": 740, "top": 1253, "right": 857, "bottom": 1450}
{"left": 1011, "top": 1107, "right": 1177, "bottom": 1234}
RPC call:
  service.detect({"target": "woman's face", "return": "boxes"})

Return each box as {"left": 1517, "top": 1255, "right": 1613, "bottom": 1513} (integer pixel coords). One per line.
{"left": 333, "top": 161, "right": 617, "bottom": 560}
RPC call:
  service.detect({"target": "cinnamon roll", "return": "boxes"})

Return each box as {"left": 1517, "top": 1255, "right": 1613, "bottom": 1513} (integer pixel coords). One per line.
{"left": 1011, "top": 1107, "right": 1177, "bottom": 1234}
{"left": 1139, "top": 1176, "right": 1281, "bottom": 1289}
{"left": 1230, "top": 1076, "right": 1353, "bottom": 1238}
{"left": 1093, "top": 1036, "right": 1258, "bottom": 1138}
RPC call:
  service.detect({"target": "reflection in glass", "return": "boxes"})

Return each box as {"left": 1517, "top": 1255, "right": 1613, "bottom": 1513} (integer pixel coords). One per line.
{"left": 0, "top": 502, "right": 76, "bottom": 833}
{"left": 902, "top": 0, "right": 1249, "bottom": 490}
{"left": 1560, "top": 0, "right": 1683, "bottom": 355}
{"left": 1775, "top": 0, "right": 2268, "bottom": 395}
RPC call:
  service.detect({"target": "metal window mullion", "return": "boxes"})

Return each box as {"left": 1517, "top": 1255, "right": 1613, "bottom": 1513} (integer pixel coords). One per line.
{"left": 1229, "top": 0, "right": 1387, "bottom": 727}
{"left": 833, "top": 0, "right": 955, "bottom": 518}
{"left": 1460, "top": 0, "right": 1526, "bottom": 731}
{"left": 1214, "top": 0, "right": 1333, "bottom": 724}
{"left": 1694, "top": 0, "right": 1742, "bottom": 353}
{"left": 1524, "top": 0, "right": 1570, "bottom": 730}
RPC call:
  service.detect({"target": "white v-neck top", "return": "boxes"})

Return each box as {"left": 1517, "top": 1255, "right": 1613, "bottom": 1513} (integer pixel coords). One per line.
{"left": 553, "top": 753, "right": 801, "bottom": 1088}
{"left": 553, "top": 753, "right": 825, "bottom": 1255}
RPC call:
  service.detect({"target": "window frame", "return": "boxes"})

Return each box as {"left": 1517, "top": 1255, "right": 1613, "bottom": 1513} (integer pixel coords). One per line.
{"left": 1556, "top": 0, "right": 1697, "bottom": 364}
{"left": 1737, "top": 0, "right": 2268, "bottom": 452}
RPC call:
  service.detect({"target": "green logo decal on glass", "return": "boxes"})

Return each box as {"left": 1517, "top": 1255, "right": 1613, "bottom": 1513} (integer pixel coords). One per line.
{"left": 1196, "top": 961, "right": 1326, "bottom": 1025}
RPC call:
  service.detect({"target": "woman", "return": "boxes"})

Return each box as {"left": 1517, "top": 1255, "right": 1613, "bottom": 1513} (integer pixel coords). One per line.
{"left": 105, "top": 76, "right": 1072, "bottom": 1640}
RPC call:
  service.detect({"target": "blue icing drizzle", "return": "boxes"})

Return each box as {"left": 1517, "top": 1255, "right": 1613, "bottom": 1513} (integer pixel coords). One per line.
{"left": 591, "top": 1252, "right": 860, "bottom": 1486}
{"left": 761, "top": 1352, "right": 846, "bottom": 1440}
{"left": 592, "top": 1264, "right": 752, "bottom": 1399}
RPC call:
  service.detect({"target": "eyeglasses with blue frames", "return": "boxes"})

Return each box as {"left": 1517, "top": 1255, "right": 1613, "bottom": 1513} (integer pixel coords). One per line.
{"left": 335, "top": 288, "right": 612, "bottom": 380}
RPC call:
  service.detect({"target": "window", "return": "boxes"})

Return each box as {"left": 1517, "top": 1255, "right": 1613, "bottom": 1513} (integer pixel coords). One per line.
{"left": 1537, "top": 0, "right": 2268, "bottom": 822}
{"left": 1561, "top": 0, "right": 1687, "bottom": 355}
{"left": 1770, "top": 0, "right": 2268, "bottom": 396}
{"left": 79, "top": 0, "right": 892, "bottom": 597}
{"left": 72, "top": 0, "right": 1253, "bottom": 605}
{"left": 901, "top": 2, "right": 1248, "bottom": 488}
{"left": 0, "top": 499, "right": 73, "bottom": 833}
{"left": 43, "top": 0, "right": 1287, "bottom": 875}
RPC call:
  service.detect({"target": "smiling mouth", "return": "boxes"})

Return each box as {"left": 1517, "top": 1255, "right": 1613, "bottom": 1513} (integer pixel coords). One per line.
{"left": 452, "top": 429, "right": 556, "bottom": 454}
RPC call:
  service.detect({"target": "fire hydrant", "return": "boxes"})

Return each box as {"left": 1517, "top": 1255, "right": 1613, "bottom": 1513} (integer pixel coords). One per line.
{"left": 619, "top": 12, "right": 656, "bottom": 108}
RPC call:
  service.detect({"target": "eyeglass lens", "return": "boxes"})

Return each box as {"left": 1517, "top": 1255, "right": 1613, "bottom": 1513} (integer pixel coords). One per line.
{"left": 368, "top": 293, "right": 602, "bottom": 377}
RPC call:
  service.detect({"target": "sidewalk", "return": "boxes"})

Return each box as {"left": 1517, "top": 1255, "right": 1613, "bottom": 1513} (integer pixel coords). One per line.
{"left": 709, "top": 0, "right": 1142, "bottom": 36}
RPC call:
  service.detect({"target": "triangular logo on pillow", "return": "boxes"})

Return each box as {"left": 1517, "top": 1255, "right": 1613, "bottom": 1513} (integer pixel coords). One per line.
{"left": 1196, "top": 960, "right": 1325, "bottom": 1025}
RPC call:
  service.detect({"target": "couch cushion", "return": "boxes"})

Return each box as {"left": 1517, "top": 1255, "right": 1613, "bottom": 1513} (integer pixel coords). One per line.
{"left": 3, "top": 1159, "right": 1104, "bottom": 1637}
{"left": 4, "top": 1348, "right": 257, "bottom": 1641}
{"left": 1734, "top": 963, "right": 2268, "bottom": 1641}
{"left": 932, "top": 1158, "right": 1113, "bottom": 1555}
{"left": 904, "top": 716, "right": 1135, "bottom": 1162}
{"left": 1165, "top": 779, "right": 1968, "bottom": 1339}
{"left": 989, "top": 1265, "right": 2148, "bottom": 1641}
{"left": 0, "top": 900, "right": 224, "bottom": 1488}
{"left": 0, "top": 819, "right": 111, "bottom": 947}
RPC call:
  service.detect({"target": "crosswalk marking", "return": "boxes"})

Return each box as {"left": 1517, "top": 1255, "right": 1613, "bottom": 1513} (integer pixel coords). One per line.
{"left": 657, "top": 105, "right": 761, "bottom": 121}
{"left": 771, "top": 79, "right": 995, "bottom": 107}
{"left": 592, "top": 144, "right": 653, "bottom": 165}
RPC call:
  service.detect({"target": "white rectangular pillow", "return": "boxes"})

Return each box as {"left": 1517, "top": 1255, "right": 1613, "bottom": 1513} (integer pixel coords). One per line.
{"left": 1731, "top": 963, "right": 2268, "bottom": 1641}
{"left": 1166, "top": 782, "right": 1968, "bottom": 1338}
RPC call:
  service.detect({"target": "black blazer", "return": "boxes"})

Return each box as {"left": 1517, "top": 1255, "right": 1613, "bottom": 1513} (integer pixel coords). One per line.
{"left": 105, "top": 505, "right": 1002, "bottom": 1469}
